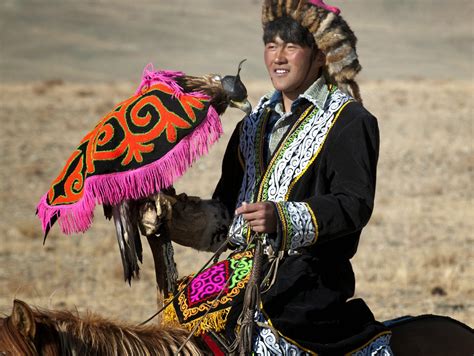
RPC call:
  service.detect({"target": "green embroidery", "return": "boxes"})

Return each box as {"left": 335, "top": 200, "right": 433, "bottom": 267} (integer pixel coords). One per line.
{"left": 280, "top": 204, "right": 294, "bottom": 250}
{"left": 229, "top": 256, "right": 253, "bottom": 289}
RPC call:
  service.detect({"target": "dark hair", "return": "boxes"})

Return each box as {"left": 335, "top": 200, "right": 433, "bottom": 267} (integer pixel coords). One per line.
{"left": 263, "top": 16, "right": 316, "bottom": 49}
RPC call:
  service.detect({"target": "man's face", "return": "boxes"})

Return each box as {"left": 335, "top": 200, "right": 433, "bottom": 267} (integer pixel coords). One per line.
{"left": 264, "top": 36, "right": 324, "bottom": 100}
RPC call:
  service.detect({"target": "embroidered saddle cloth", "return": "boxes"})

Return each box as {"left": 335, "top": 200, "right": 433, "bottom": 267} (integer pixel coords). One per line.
{"left": 163, "top": 249, "right": 253, "bottom": 335}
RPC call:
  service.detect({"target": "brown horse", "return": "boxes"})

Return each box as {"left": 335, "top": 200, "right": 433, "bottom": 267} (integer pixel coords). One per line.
{"left": 1, "top": 300, "right": 473, "bottom": 355}
{"left": 387, "top": 314, "right": 474, "bottom": 355}
{"left": 0, "top": 299, "right": 204, "bottom": 355}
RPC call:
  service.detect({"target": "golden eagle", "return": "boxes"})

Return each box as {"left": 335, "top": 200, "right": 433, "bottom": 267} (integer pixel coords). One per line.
{"left": 37, "top": 60, "right": 251, "bottom": 284}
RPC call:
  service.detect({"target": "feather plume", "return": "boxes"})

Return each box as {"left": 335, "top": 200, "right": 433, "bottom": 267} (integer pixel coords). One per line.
{"left": 111, "top": 201, "right": 142, "bottom": 284}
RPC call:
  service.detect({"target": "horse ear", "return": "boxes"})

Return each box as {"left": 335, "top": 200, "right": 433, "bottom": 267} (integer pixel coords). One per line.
{"left": 11, "top": 300, "right": 36, "bottom": 340}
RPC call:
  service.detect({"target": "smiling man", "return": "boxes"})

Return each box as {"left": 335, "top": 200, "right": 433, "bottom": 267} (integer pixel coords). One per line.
{"left": 140, "top": 1, "right": 393, "bottom": 354}
{"left": 219, "top": 8, "right": 393, "bottom": 353}
{"left": 264, "top": 18, "right": 325, "bottom": 110}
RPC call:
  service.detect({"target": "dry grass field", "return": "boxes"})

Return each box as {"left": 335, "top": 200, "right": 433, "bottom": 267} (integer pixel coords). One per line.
{"left": 0, "top": 0, "right": 473, "bottom": 337}
{"left": 0, "top": 78, "right": 473, "bottom": 328}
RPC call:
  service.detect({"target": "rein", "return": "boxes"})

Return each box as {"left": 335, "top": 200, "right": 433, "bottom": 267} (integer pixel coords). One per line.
{"left": 140, "top": 223, "right": 266, "bottom": 356}
{"left": 174, "top": 234, "right": 259, "bottom": 356}
{"left": 139, "top": 223, "right": 255, "bottom": 326}
{"left": 236, "top": 237, "right": 263, "bottom": 354}
{"left": 138, "top": 236, "right": 229, "bottom": 326}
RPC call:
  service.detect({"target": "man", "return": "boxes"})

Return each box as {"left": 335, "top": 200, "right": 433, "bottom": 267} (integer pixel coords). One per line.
{"left": 141, "top": 1, "right": 393, "bottom": 354}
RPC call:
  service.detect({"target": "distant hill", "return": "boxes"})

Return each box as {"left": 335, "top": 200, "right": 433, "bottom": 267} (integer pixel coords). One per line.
{"left": 0, "top": 0, "right": 472, "bottom": 82}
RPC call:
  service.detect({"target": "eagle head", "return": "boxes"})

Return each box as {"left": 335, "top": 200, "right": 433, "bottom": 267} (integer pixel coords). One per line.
{"left": 219, "top": 59, "right": 252, "bottom": 115}
{"left": 177, "top": 59, "right": 252, "bottom": 116}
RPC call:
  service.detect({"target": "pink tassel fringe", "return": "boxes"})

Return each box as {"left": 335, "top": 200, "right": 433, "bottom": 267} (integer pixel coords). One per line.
{"left": 135, "top": 63, "right": 185, "bottom": 97}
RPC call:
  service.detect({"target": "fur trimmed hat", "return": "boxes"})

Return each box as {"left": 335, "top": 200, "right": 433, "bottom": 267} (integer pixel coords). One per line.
{"left": 262, "top": 0, "right": 362, "bottom": 101}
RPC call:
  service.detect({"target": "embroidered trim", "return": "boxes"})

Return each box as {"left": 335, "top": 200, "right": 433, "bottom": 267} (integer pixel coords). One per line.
{"left": 282, "top": 100, "right": 352, "bottom": 245}
{"left": 275, "top": 202, "right": 289, "bottom": 251}
{"left": 257, "top": 105, "right": 315, "bottom": 201}
{"left": 228, "top": 89, "right": 351, "bottom": 247}
{"left": 255, "top": 309, "right": 317, "bottom": 355}
{"left": 347, "top": 332, "right": 393, "bottom": 356}
{"left": 285, "top": 100, "right": 353, "bottom": 199}
{"left": 306, "top": 203, "right": 319, "bottom": 244}
{"left": 263, "top": 92, "right": 349, "bottom": 202}
{"left": 276, "top": 201, "right": 316, "bottom": 250}
{"left": 255, "top": 308, "right": 393, "bottom": 356}
{"left": 228, "top": 108, "right": 272, "bottom": 245}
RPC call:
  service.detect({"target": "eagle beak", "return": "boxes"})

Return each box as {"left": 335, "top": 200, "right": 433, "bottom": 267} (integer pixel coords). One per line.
{"left": 230, "top": 98, "right": 252, "bottom": 115}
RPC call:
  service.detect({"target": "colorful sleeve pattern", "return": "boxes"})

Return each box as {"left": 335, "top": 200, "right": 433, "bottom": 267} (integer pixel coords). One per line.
{"left": 275, "top": 201, "right": 318, "bottom": 251}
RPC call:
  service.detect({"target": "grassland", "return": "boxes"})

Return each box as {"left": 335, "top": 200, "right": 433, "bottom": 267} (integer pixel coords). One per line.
{"left": 0, "top": 79, "right": 472, "bottom": 328}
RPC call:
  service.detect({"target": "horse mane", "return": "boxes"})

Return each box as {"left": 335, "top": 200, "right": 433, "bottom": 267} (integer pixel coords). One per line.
{"left": 31, "top": 306, "right": 203, "bottom": 356}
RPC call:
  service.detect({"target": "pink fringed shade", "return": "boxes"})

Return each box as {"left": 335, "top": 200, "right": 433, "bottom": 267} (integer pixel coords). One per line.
{"left": 36, "top": 65, "right": 223, "bottom": 236}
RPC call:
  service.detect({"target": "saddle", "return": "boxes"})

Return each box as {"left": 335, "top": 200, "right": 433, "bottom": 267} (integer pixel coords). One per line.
{"left": 163, "top": 249, "right": 253, "bottom": 336}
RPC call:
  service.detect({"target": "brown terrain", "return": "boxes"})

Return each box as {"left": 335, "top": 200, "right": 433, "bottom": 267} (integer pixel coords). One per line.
{"left": 1, "top": 0, "right": 473, "bottom": 329}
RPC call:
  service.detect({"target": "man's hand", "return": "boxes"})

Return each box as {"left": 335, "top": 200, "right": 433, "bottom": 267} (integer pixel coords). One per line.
{"left": 235, "top": 201, "right": 277, "bottom": 233}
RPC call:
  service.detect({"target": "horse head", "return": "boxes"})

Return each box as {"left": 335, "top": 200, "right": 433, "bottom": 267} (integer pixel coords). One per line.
{"left": 0, "top": 299, "right": 59, "bottom": 355}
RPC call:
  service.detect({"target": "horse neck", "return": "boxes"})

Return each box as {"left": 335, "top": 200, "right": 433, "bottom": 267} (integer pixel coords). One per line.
{"left": 36, "top": 309, "right": 204, "bottom": 356}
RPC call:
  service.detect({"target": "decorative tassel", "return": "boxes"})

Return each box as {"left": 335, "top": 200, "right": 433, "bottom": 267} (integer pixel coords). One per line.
{"left": 237, "top": 239, "right": 263, "bottom": 354}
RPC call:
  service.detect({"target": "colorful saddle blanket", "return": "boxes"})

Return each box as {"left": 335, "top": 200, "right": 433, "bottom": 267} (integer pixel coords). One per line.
{"left": 164, "top": 249, "right": 253, "bottom": 335}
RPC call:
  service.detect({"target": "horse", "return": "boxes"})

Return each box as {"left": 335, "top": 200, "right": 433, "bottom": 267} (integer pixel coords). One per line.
{"left": 0, "top": 299, "right": 204, "bottom": 356}
{"left": 1, "top": 299, "right": 473, "bottom": 355}
{"left": 387, "top": 314, "right": 473, "bottom": 355}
